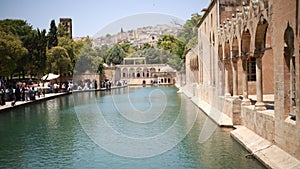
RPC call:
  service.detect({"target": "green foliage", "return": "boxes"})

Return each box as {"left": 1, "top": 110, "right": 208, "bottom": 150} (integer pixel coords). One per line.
{"left": 140, "top": 42, "right": 152, "bottom": 50}
{"left": 120, "top": 42, "right": 136, "bottom": 54}
{"left": 25, "top": 29, "right": 48, "bottom": 77}
{"left": 129, "top": 48, "right": 168, "bottom": 64}
{"left": 75, "top": 41, "right": 102, "bottom": 74}
{"left": 58, "top": 36, "right": 76, "bottom": 72}
{"left": 157, "top": 34, "right": 185, "bottom": 70}
{"left": 95, "top": 44, "right": 109, "bottom": 62}
{"left": 0, "top": 19, "right": 33, "bottom": 42}
{"left": 157, "top": 34, "right": 185, "bottom": 58}
{"left": 106, "top": 44, "right": 126, "bottom": 65}
{"left": 47, "top": 20, "right": 58, "bottom": 49}
{"left": 178, "top": 13, "right": 201, "bottom": 48}
{"left": 46, "top": 46, "right": 71, "bottom": 74}
{"left": 97, "top": 57, "right": 105, "bottom": 75}
{"left": 0, "top": 31, "right": 28, "bottom": 76}
{"left": 0, "top": 19, "right": 36, "bottom": 77}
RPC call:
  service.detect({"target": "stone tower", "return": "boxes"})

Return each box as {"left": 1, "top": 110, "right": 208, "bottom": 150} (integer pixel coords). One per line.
{"left": 59, "top": 18, "right": 72, "bottom": 38}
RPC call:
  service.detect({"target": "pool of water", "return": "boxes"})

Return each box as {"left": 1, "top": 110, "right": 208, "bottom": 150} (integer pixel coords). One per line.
{"left": 0, "top": 86, "right": 265, "bottom": 169}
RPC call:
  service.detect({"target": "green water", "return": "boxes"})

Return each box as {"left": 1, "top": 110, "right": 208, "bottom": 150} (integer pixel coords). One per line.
{"left": 0, "top": 86, "right": 265, "bottom": 169}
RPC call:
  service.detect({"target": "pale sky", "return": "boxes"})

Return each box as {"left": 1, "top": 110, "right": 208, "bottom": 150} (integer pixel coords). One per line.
{"left": 0, "top": 0, "right": 210, "bottom": 37}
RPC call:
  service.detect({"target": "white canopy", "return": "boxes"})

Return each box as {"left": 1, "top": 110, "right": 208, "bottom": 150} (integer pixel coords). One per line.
{"left": 41, "top": 73, "right": 60, "bottom": 81}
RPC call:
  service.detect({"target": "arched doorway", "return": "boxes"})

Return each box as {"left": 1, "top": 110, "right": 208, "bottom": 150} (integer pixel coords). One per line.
{"left": 232, "top": 37, "right": 239, "bottom": 96}
{"left": 218, "top": 44, "right": 225, "bottom": 96}
{"left": 224, "top": 40, "right": 232, "bottom": 96}
{"left": 283, "top": 23, "right": 296, "bottom": 119}
{"left": 129, "top": 68, "right": 135, "bottom": 78}
{"left": 122, "top": 68, "right": 128, "bottom": 78}
{"left": 150, "top": 68, "right": 156, "bottom": 77}
{"left": 241, "top": 30, "right": 252, "bottom": 104}
{"left": 136, "top": 67, "right": 142, "bottom": 78}
{"left": 254, "top": 17, "right": 270, "bottom": 109}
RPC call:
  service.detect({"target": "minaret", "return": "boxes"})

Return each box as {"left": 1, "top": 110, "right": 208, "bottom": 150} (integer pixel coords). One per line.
{"left": 59, "top": 18, "right": 72, "bottom": 38}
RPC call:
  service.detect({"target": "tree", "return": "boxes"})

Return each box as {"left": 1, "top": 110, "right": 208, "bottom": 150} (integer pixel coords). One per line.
{"left": 46, "top": 46, "right": 71, "bottom": 75}
{"left": 47, "top": 20, "right": 58, "bottom": 49}
{"left": 95, "top": 44, "right": 109, "bottom": 63}
{"left": 74, "top": 41, "right": 102, "bottom": 74}
{"left": 58, "top": 36, "right": 76, "bottom": 73}
{"left": 106, "top": 44, "right": 126, "bottom": 65}
{"left": 140, "top": 42, "right": 152, "bottom": 50}
{"left": 120, "top": 42, "right": 136, "bottom": 55}
{"left": 157, "top": 34, "right": 181, "bottom": 55}
{"left": 178, "top": 13, "right": 202, "bottom": 48}
{"left": 97, "top": 57, "right": 105, "bottom": 76}
{"left": 25, "top": 29, "right": 47, "bottom": 77}
{"left": 0, "top": 19, "right": 33, "bottom": 42}
{"left": 157, "top": 34, "right": 185, "bottom": 70}
{"left": 0, "top": 19, "right": 37, "bottom": 78}
{"left": 0, "top": 31, "right": 28, "bottom": 77}
{"left": 37, "top": 29, "right": 48, "bottom": 75}
{"left": 129, "top": 48, "right": 168, "bottom": 64}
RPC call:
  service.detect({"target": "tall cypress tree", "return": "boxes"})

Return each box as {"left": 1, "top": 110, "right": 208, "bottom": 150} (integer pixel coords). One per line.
{"left": 47, "top": 20, "right": 58, "bottom": 49}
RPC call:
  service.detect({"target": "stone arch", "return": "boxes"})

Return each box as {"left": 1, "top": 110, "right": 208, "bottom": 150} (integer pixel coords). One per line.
{"left": 254, "top": 17, "right": 268, "bottom": 53}
{"left": 253, "top": 16, "right": 270, "bottom": 108}
{"left": 232, "top": 36, "right": 239, "bottom": 96}
{"left": 283, "top": 23, "right": 296, "bottom": 119}
{"left": 129, "top": 68, "right": 135, "bottom": 78}
{"left": 122, "top": 68, "right": 128, "bottom": 78}
{"left": 143, "top": 67, "right": 149, "bottom": 78}
{"left": 232, "top": 37, "right": 239, "bottom": 58}
{"left": 242, "top": 30, "right": 251, "bottom": 55}
{"left": 225, "top": 40, "right": 233, "bottom": 96}
{"left": 150, "top": 67, "right": 156, "bottom": 77}
{"left": 136, "top": 67, "right": 142, "bottom": 78}
{"left": 218, "top": 44, "right": 223, "bottom": 60}
{"left": 225, "top": 40, "right": 230, "bottom": 59}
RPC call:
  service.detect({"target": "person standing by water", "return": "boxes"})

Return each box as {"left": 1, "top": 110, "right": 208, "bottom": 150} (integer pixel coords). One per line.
{"left": 94, "top": 80, "right": 97, "bottom": 89}
{"left": 11, "top": 85, "right": 21, "bottom": 106}
{"left": 0, "top": 86, "right": 5, "bottom": 106}
{"left": 15, "top": 85, "right": 21, "bottom": 101}
{"left": 29, "top": 87, "right": 35, "bottom": 100}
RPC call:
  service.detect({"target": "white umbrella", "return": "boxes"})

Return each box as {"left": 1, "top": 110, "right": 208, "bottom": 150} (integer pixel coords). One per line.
{"left": 41, "top": 73, "right": 60, "bottom": 81}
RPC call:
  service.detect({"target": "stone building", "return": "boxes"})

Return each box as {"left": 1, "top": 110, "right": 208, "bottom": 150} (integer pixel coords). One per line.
{"left": 115, "top": 57, "right": 176, "bottom": 85}
{"left": 184, "top": 0, "right": 300, "bottom": 162}
{"left": 60, "top": 18, "right": 72, "bottom": 38}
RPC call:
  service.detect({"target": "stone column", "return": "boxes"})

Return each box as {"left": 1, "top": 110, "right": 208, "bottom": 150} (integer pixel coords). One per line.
{"left": 241, "top": 57, "right": 251, "bottom": 105}
{"left": 255, "top": 55, "right": 266, "bottom": 110}
{"left": 224, "top": 60, "right": 231, "bottom": 98}
{"left": 232, "top": 58, "right": 238, "bottom": 97}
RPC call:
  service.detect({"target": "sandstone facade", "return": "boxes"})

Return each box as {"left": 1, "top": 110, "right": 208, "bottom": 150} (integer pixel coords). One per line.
{"left": 185, "top": 0, "right": 300, "bottom": 160}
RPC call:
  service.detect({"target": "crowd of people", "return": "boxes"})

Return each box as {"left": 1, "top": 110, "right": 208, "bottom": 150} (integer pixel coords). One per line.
{"left": 0, "top": 80, "right": 38, "bottom": 106}
{"left": 0, "top": 78, "right": 127, "bottom": 106}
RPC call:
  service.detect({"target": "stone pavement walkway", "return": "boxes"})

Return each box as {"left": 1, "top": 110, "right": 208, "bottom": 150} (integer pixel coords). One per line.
{"left": 0, "top": 85, "right": 128, "bottom": 112}
{"left": 0, "top": 92, "right": 70, "bottom": 112}
{"left": 231, "top": 126, "right": 300, "bottom": 169}
{"left": 179, "top": 86, "right": 233, "bottom": 127}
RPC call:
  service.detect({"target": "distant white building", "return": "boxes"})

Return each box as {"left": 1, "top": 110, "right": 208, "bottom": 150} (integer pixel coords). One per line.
{"left": 115, "top": 57, "right": 176, "bottom": 85}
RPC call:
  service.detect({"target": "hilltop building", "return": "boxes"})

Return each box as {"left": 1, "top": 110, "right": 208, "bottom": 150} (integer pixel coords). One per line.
{"left": 93, "top": 24, "right": 180, "bottom": 48}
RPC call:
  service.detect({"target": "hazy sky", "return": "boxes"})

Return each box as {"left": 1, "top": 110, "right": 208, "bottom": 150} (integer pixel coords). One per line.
{"left": 0, "top": 0, "right": 210, "bottom": 37}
